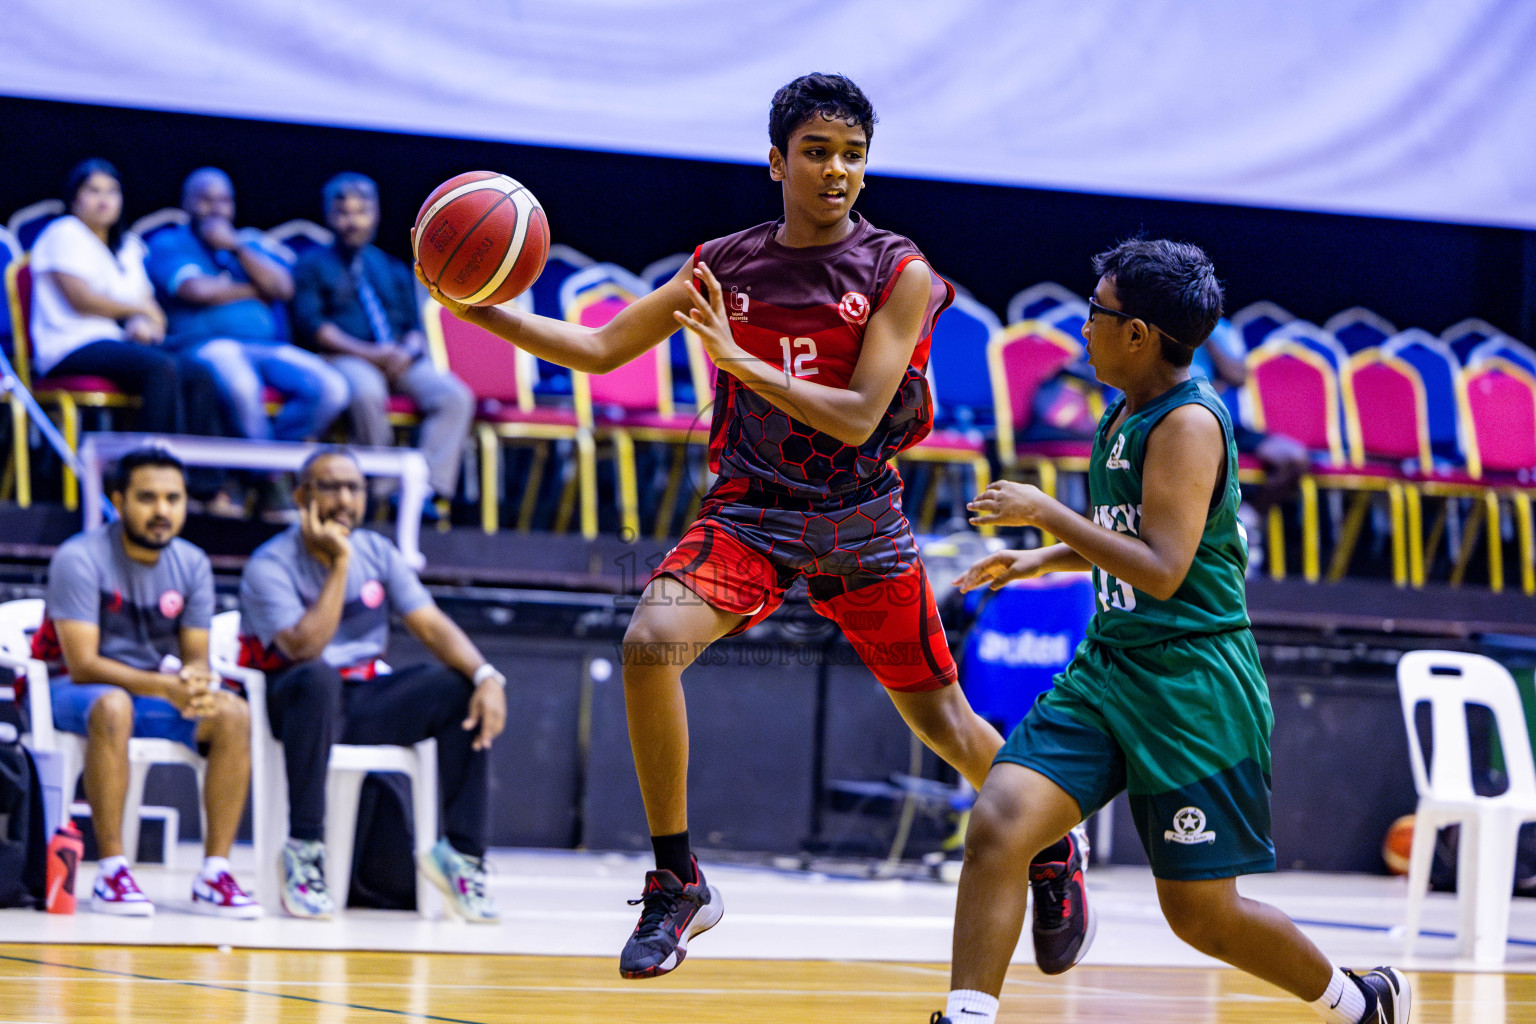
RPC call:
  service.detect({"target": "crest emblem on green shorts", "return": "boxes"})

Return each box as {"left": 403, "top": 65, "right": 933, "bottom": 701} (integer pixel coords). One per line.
{"left": 1165, "top": 805, "right": 1216, "bottom": 845}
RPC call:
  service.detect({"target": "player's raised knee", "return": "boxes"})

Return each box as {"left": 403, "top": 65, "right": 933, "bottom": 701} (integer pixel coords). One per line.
{"left": 621, "top": 612, "right": 693, "bottom": 673}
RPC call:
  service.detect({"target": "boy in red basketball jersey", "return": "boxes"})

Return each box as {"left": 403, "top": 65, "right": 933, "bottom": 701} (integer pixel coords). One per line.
{"left": 420, "top": 73, "right": 1090, "bottom": 980}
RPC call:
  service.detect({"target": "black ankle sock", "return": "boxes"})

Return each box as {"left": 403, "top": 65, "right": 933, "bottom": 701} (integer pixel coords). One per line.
{"left": 1033, "top": 836, "right": 1071, "bottom": 865}
{"left": 651, "top": 831, "right": 695, "bottom": 882}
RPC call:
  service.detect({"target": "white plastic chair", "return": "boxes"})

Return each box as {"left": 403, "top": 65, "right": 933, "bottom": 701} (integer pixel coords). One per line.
{"left": 1397, "top": 649, "right": 1536, "bottom": 965}
{"left": 0, "top": 597, "right": 205, "bottom": 867}
{"left": 210, "top": 611, "right": 439, "bottom": 916}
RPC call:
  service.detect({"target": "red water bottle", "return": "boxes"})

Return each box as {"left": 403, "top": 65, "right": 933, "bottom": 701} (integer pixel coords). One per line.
{"left": 45, "top": 822, "right": 83, "bottom": 914}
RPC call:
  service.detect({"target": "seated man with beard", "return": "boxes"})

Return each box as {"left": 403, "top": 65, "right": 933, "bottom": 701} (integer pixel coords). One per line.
{"left": 36, "top": 447, "right": 258, "bottom": 918}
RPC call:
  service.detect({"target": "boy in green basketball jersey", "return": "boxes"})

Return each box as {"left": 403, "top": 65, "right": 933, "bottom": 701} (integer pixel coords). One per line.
{"left": 925, "top": 239, "right": 1409, "bottom": 1024}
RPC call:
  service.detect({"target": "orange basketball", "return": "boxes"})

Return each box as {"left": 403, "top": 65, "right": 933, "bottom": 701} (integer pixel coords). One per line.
{"left": 413, "top": 171, "right": 549, "bottom": 306}
{"left": 1382, "top": 814, "right": 1415, "bottom": 875}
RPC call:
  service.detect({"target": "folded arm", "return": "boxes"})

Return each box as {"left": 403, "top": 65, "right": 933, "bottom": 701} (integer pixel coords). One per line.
{"left": 46, "top": 271, "right": 155, "bottom": 322}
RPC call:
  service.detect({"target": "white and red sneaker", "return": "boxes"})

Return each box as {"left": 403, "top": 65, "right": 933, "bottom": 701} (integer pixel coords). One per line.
{"left": 90, "top": 863, "right": 154, "bottom": 916}
{"left": 192, "top": 870, "right": 263, "bottom": 919}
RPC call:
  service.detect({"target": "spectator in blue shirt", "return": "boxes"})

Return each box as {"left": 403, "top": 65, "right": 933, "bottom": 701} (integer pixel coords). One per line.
{"left": 145, "top": 168, "right": 349, "bottom": 444}
{"left": 291, "top": 174, "right": 473, "bottom": 510}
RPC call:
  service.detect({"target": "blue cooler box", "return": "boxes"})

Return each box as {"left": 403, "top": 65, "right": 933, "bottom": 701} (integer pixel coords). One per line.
{"left": 960, "top": 573, "right": 1096, "bottom": 736}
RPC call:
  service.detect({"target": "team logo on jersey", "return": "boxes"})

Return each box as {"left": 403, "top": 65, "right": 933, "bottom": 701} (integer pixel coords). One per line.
{"left": 727, "top": 286, "right": 750, "bottom": 322}
{"left": 159, "top": 590, "right": 184, "bottom": 619}
{"left": 1105, "top": 433, "right": 1130, "bottom": 470}
{"left": 1164, "top": 806, "right": 1217, "bottom": 845}
{"left": 838, "top": 291, "right": 870, "bottom": 325}
{"left": 360, "top": 580, "right": 385, "bottom": 609}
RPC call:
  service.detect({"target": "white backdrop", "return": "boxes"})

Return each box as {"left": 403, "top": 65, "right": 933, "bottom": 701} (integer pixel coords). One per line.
{"left": 4, "top": 1, "right": 1535, "bottom": 227}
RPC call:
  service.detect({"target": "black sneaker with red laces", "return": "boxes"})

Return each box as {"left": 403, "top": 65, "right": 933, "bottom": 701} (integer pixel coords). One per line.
{"left": 618, "top": 856, "right": 724, "bottom": 979}
{"left": 1028, "top": 824, "right": 1095, "bottom": 975}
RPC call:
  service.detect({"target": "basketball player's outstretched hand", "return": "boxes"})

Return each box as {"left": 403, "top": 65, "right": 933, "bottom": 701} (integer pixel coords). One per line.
{"left": 954, "top": 549, "right": 1048, "bottom": 593}
{"left": 411, "top": 230, "right": 472, "bottom": 318}
{"left": 968, "top": 480, "right": 1049, "bottom": 527}
{"left": 674, "top": 262, "right": 740, "bottom": 367}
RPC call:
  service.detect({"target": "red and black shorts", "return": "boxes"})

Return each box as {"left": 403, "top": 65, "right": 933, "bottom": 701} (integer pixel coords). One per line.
{"left": 650, "top": 474, "right": 958, "bottom": 693}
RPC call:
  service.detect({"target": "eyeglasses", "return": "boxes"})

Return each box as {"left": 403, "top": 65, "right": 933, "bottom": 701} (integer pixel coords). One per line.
{"left": 1087, "top": 297, "right": 1189, "bottom": 349}
{"left": 1087, "top": 297, "right": 1134, "bottom": 324}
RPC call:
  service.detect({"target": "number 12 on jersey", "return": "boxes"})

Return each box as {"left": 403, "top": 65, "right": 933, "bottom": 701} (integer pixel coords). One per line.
{"left": 780, "top": 336, "right": 818, "bottom": 378}
{"left": 1094, "top": 567, "right": 1137, "bottom": 612}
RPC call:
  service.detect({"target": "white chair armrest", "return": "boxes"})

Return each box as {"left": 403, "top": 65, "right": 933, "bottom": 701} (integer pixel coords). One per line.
{"left": 0, "top": 650, "right": 56, "bottom": 748}
{"left": 213, "top": 661, "right": 265, "bottom": 690}
{"left": 213, "top": 660, "right": 268, "bottom": 727}
{"left": 0, "top": 650, "right": 35, "bottom": 672}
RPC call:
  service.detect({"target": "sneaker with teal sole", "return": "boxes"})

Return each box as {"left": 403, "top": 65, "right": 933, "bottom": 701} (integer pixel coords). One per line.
{"left": 281, "top": 840, "right": 334, "bottom": 919}
{"left": 419, "top": 838, "right": 499, "bottom": 923}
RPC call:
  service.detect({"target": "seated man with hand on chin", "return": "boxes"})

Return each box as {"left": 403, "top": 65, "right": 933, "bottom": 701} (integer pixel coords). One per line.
{"left": 237, "top": 446, "right": 506, "bottom": 921}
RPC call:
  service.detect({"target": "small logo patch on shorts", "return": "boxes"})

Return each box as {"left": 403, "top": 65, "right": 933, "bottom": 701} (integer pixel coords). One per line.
{"left": 1164, "top": 806, "right": 1216, "bottom": 845}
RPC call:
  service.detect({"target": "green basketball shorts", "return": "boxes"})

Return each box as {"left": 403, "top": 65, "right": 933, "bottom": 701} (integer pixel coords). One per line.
{"left": 994, "top": 630, "right": 1276, "bottom": 880}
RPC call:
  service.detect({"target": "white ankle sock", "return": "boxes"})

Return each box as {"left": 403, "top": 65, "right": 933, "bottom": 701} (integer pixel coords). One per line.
{"left": 1310, "top": 968, "right": 1368, "bottom": 1024}
{"left": 98, "top": 854, "right": 128, "bottom": 876}
{"left": 201, "top": 855, "right": 231, "bottom": 881}
{"left": 944, "top": 989, "right": 999, "bottom": 1023}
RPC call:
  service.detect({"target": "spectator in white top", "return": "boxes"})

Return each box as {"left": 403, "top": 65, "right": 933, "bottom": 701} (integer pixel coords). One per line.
{"left": 28, "top": 160, "right": 193, "bottom": 435}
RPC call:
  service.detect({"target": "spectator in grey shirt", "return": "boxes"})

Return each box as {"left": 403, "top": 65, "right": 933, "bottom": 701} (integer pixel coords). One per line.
{"left": 238, "top": 447, "right": 506, "bottom": 922}
{"left": 38, "top": 447, "right": 257, "bottom": 918}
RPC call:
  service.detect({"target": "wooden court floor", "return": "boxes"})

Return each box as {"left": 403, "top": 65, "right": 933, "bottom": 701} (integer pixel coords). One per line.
{"left": 0, "top": 945, "right": 1531, "bottom": 1023}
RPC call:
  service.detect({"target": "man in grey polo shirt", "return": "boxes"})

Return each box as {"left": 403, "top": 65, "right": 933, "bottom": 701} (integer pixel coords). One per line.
{"left": 39, "top": 446, "right": 258, "bottom": 918}
{"left": 238, "top": 447, "right": 506, "bottom": 921}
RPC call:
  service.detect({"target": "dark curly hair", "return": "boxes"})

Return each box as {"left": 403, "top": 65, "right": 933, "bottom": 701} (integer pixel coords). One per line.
{"left": 768, "top": 73, "right": 877, "bottom": 156}
{"left": 1092, "top": 238, "right": 1223, "bottom": 367}
{"left": 112, "top": 446, "right": 184, "bottom": 495}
